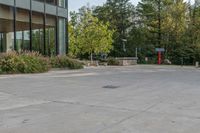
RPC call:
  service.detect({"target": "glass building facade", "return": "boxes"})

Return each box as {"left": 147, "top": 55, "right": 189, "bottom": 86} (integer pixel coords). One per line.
{"left": 0, "top": 0, "right": 68, "bottom": 55}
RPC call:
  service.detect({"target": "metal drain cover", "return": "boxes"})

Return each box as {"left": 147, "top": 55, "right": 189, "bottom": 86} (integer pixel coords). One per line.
{"left": 103, "top": 85, "right": 120, "bottom": 89}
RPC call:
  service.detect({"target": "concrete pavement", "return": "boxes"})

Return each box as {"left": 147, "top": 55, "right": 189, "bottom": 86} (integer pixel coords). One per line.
{"left": 0, "top": 65, "right": 200, "bottom": 133}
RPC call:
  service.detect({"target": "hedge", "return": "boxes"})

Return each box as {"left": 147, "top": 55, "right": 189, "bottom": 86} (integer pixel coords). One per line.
{"left": 50, "top": 56, "right": 84, "bottom": 69}
{"left": 0, "top": 51, "right": 83, "bottom": 74}
{"left": 0, "top": 52, "right": 49, "bottom": 74}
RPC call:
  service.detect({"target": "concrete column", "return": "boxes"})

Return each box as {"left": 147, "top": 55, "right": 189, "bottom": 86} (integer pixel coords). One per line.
{"left": 196, "top": 62, "right": 199, "bottom": 68}
{"left": 5, "top": 33, "right": 13, "bottom": 52}
{"left": 58, "top": 18, "right": 66, "bottom": 55}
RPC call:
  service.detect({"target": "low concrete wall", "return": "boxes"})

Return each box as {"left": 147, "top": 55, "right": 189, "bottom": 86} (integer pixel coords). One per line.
{"left": 116, "top": 57, "right": 138, "bottom": 66}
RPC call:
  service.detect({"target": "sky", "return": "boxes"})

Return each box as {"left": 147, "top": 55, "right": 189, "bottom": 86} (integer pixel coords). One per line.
{"left": 69, "top": 0, "right": 194, "bottom": 12}
{"left": 69, "top": 0, "right": 140, "bottom": 11}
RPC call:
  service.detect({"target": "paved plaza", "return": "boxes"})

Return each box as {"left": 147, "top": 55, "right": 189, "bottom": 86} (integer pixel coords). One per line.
{"left": 0, "top": 65, "right": 200, "bottom": 133}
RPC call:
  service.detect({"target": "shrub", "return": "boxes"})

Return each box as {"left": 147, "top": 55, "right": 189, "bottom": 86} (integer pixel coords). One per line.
{"left": 0, "top": 52, "right": 83, "bottom": 74}
{"left": 0, "top": 52, "right": 18, "bottom": 73}
{"left": 19, "top": 52, "right": 50, "bottom": 73}
{"left": 0, "top": 51, "right": 50, "bottom": 74}
{"left": 50, "top": 56, "right": 83, "bottom": 69}
{"left": 107, "top": 58, "right": 120, "bottom": 66}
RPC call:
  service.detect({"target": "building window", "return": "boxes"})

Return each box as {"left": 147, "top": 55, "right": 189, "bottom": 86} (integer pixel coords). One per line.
{"left": 34, "top": 0, "right": 44, "bottom": 3}
{"left": 33, "top": 0, "right": 67, "bottom": 7}
{"left": 58, "top": 0, "right": 65, "bottom": 8}
{"left": 32, "top": 12, "right": 44, "bottom": 54}
{"left": 58, "top": 17, "right": 66, "bottom": 54}
{"left": 16, "top": 8, "right": 30, "bottom": 52}
{"left": 46, "top": 0, "right": 57, "bottom": 5}
{"left": 46, "top": 15, "right": 56, "bottom": 56}
{"left": 0, "top": 33, "right": 4, "bottom": 52}
{"left": 0, "top": 1, "right": 67, "bottom": 55}
{"left": 0, "top": 5, "right": 14, "bottom": 52}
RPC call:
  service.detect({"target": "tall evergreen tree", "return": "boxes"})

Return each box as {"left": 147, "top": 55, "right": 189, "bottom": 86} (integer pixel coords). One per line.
{"left": 94, "top": 0, "right": 135, "bottom": 57}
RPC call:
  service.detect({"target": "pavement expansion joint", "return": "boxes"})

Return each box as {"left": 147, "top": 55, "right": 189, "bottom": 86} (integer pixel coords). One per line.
{"left": 50, "top": 100, "right": 137, "bottom": 112}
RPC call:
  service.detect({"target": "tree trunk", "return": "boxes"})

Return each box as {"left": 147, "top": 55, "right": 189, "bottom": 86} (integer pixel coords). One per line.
{"left": 90, "top": 53, "right": 93, "bottom": 64}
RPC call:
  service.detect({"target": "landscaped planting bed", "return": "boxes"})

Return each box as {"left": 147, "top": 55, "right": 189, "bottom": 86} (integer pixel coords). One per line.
{"left": 0, "top": 51, "right": 83, "bottom": 74}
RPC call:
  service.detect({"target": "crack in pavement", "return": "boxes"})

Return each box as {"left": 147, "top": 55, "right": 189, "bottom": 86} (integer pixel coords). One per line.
{"left": 96, "top": 102, "right": 162, "bottom": 133}
{"left": 51, "top": 100, "right": 136, "bottom": 112}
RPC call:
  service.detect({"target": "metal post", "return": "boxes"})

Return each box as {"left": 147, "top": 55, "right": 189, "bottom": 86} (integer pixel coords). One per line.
{"left": 0, "top": 33, "right": 2, "bottom": 52}
{"left": 65, "top": 0, "right": 69, "bottom": 54}
{"left": 55, "top": 0, "right": 59, "bottom": 55}
{"left": 135, "top": 47, "right": 138, "bottom": 58}
{"left": 181, "top": 57, "right": 184, "bottom": 67}
{"left": 43, "top": 0, "right": 46, "bottom": 55}
{"left": 22, "top": 31, "right": 24, "bottom": 50}
{"left": 29, "top": 0, "right": 32, "bottom": 51}
{"left": 13, "top": 0, "right": 17, "bottom": 51}
{"left": 158, "top": 51, "right": 161, "bottom": 65}
{"left": 39, "top": 29, "right": 41, "bottom": 52}
{"left": 48, "top": 28, "right": 50, "bottom": 56}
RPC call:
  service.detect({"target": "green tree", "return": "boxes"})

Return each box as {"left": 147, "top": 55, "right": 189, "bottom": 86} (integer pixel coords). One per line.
{"left": 94, "top": 0, "right": 135, "bottom": 57}
{"left": 68, "top": 9, "right": 114, "bottom": 62}
{"left": 68, "top": 1, "right": 199, "bottom": 65}
{"left": 186, "top": 0, "right": 200, "bottom": 63}
{"left": 137, "top": 0, "right": 189, "bottom": 64}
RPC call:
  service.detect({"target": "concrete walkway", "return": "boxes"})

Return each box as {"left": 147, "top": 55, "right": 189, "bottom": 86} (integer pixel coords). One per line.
{"left": 0, "top": 65, "right": 200, "bottom": 133}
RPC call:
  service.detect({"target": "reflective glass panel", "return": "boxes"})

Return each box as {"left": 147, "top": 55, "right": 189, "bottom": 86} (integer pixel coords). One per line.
{"left": 32, "top": 12, "right": 44, "bottom": 54}
{"left": 16, "top": 8, "right": 30, "bottom": 52}
{"left": 0, "top": 5, "right": 14, "bottom": 52}
{"left": 46, "top": 15, "right": 56, "bottom": 56}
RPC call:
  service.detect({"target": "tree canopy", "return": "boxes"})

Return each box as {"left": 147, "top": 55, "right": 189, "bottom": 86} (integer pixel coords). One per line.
{"left": 68, "top": 8, "right": 114, "bottom": 61}
{"left": 68, "top": 0, "right": 200, "bottom": 65}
